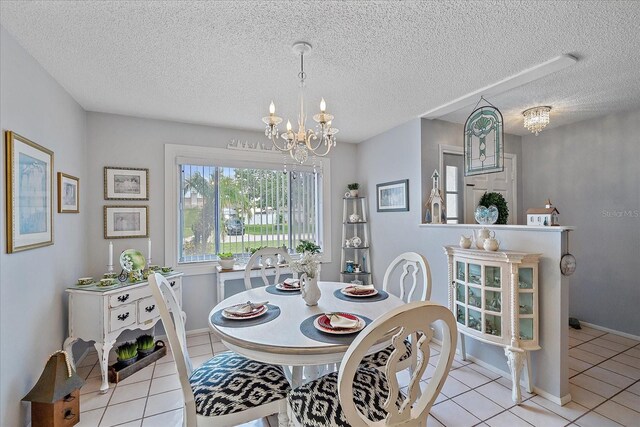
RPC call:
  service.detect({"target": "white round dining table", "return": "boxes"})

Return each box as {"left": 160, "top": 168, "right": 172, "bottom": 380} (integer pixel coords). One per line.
{"left": 208, "top": 281, "right": 405, "bottom": 369}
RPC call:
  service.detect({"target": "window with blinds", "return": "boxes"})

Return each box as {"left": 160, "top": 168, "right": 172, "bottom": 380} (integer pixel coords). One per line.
{"left": 179, "top": 164, "right": 322, "bottom": 263}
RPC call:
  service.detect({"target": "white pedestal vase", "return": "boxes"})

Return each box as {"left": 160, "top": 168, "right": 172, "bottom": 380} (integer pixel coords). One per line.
{"left": 300, "top": 273, "right": 321, "bottom": 306}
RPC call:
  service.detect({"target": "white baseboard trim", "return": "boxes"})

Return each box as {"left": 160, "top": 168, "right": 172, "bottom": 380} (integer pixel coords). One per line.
{"left": 186, "top": 328, "right": 211, "bottom": 336}
{"left": 431, "top": 337, "right": 572, "bottom": 405}
{"left": 154, "top": 327, "right": 222, "bottom": 343}
{"left": 533, "top": 387, "right": 572, "bottom": 406}
{"left": 74, "top": 346, "right": 92, "bottom": 367}
{"left": 579, "top": 321, "right": 640, "bottom": 341}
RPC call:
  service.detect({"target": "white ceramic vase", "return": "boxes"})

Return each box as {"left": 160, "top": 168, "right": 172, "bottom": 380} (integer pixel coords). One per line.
{"left": 300, "top": 273, "right": 321, "bottom": 306}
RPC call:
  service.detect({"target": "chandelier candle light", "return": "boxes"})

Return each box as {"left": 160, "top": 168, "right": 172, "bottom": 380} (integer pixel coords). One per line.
{"left": 262, "top": 42, "right": 338, "bottom": 165}
{"left": 523, "top": 106, "right": 552, "bottom": 136}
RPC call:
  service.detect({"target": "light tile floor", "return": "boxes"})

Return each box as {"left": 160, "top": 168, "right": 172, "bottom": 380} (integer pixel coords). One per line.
{"left": 75, "top": 326, "right": 640, "bottom": 426}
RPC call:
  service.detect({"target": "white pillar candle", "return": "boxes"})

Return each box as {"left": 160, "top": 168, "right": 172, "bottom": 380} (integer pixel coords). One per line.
{"left": 108, "top": 241, "right": 113, "bottom": 266}
{"left": 147, "top": 238, "right": 152, "bottom": 262}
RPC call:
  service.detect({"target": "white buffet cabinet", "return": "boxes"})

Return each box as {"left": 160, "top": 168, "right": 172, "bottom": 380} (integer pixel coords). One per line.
{"left": 444, "top": 247, "right": 540, "bottom": 404}
{"left": 64, "top": 273, "right": 183, "bottom": 392}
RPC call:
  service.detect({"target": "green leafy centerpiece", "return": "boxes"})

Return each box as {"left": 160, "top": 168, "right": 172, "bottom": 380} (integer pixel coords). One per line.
{"left": 479, "top": 192, "right": 509, "bottom": 224}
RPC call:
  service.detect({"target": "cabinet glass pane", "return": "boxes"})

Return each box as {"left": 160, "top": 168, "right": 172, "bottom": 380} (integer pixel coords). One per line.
{"left": 456, "top": 261, "right": 465, "bottom": 281}
{"left": 485, "top": 266, "right": 501, "bottom": 288}
{"left": 456, "top": 304, "right": 466, "bottom": 325}
{"left": 520, "top": 318, "right": 534, "bottom": 340}
{"left": 456, "top": 283, "right": 465, "bottom": 302}
{"left": 485, "top": 314, "right": 502, "bottom": 337}
{"left": 468, "top": 286, "right": 482, "bottom": 308}
{"left": 519, "top": 267, "right": 533, "bottom": 289}
{"left": 519, "top": 293, "right": 533, "bottom": 315}
{"left": 469, "top": 264, "right": 481, "bottom": 285}
{"left": 468, "top": 308, "right": 482, "bottom": 331}
{"left": 485, "top": 290, "right": 502, "bottom": 312}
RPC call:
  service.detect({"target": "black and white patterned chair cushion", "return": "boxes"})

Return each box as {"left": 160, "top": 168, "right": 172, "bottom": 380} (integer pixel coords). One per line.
{"left": 189, "top": 352, "right": 290, "bottom": 417}
{"left": 360, "top": 338, "right": 412, "bottom": 369}
{"left": 288, "top": 367, "right": 405, "bottom": 426}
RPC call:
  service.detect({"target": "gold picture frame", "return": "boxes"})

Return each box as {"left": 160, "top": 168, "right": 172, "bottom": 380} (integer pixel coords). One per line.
{"left": 104, "top": 205, "right": 149, "bottom": 239}
{"left": 5, "top": 131, "right": 54, "bottom": 253}
{"left": 58, "top": 172, "right": 79, "bottom": 213}
{"left": 104, "top": 166, "right": 149, "bottom": 200}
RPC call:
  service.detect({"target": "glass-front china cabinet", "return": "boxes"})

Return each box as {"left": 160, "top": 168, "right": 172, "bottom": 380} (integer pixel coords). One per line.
{"left": 444, "top": 246, "right": 541, "bottom": 404}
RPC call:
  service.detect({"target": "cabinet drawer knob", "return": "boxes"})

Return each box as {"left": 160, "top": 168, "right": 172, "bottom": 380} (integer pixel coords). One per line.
{"left": 170, "top": 281, "right": 176, "bottom": 287}
{"left": 117, "top": 294, "right": 130, "bottom": 303}
{"left": 117, "top": 312, "right": 130, "bottom": 321}
{"left": 145, "top": 305, "right": 155, "bottom": 313}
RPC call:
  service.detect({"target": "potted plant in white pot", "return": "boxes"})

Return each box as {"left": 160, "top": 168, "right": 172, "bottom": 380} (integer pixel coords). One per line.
{"left": 218, "top": 252, "right": 235, "bottom": 269}
{"left": 347, "top": 183, "right": 359, "bottom": 197}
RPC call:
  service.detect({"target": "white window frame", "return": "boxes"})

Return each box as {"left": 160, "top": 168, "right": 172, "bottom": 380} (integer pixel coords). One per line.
{"left": 164, "top": 144, "right": 332, "bottom": 276}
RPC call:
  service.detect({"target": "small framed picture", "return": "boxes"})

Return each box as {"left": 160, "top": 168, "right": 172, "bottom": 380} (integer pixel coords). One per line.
{"left": 104, "top": 167, "right": 149, "bottom": 200}
{"left": 376, "top": 179, "right": 409, "bottom": 212}
{"left": 104, "top": 206, "right": 149, "bottom": 239}
{"left": 5, "top": 131, "right": 54, "bottom": 253}
{"left": 58, "top": 172, "right": 79, "bottom": 213}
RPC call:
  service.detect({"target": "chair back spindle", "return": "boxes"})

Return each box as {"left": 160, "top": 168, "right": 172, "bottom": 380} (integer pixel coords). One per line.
{"left": 338, "top": 302, "right": 456, "bottom": 427}
{"left": 244, "top": 247, "right": 294, "bottom": 290}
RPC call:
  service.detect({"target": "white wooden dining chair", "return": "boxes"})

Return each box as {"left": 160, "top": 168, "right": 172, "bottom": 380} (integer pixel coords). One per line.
{"left": 362, "top": 252, "right": 432, "bottom": 371}
{"left": 287, "top": 301, "right": 457, "bottom": 427}
{"left": 244, "top": 247, "right": 294, "bottom": 290}
{"left": 148, "top": 273, "right": 290, "bottom": 427}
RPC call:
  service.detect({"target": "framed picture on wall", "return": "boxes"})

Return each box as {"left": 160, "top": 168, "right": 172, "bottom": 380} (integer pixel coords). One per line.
{"left": 5, "top": 131, "right": 54, "bottom": 253}
{"left": 376, "top": 179, "right": 409, "bottom": 212}
{"left": 104, "top": 205, "right": 149, "bottom": 239}
{"left": 104, "top": 166, "right": 149, "bottom": 200}
{"left": 58, "top": 172, "right": 79, "bottom": 213}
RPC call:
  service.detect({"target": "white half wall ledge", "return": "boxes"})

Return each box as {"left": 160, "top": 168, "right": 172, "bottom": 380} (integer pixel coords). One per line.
{"left": 419, "top": 223, "right": 575, "bottom": 232}
{"left": 422, "top": 54, "right": 578, "bottom": 118}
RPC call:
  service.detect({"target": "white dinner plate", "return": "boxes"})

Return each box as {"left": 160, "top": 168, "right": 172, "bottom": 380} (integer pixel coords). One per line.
{"left": 340, "top": 287, "right": 379, "bottom": 298}
{"left": 313, "top": 314, "right": 365, "bottom": 335}
{"left": 222, "top": 304, "right": 268, "bottom": 320}
{"left": 275, "top": 283, "right": 301, "bottom": 291}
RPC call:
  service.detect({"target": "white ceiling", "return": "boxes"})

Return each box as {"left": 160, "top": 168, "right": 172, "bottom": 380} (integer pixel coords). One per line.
{"left": 1, "top": 1, "right": 639, "bottom": 142}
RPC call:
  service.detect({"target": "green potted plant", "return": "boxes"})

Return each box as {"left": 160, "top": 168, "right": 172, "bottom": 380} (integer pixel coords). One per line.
{"left": 248, "top": 246, "right": 267, "bottom": 255}
{"left": 136, "top": 334, "right": 155, "bottom": 358}
{"left": 347, "top": 183, "right": 360, "bottom": 197}
{"left": 116, "top": 342, "right": 138, "bottom": 367}
{"left": 296, "top": 240, "right": 321, "bottom": 255}
{"left": 479, "top": 192, "right": 509, "bottom": 224}
{"left": 218, "top": 252, "right": 235, "bottom": 269}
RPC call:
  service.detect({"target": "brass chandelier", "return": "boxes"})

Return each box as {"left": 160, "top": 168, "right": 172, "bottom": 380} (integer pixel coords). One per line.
{"left": 262, "top": 42, "right": 338, "bottom": 165}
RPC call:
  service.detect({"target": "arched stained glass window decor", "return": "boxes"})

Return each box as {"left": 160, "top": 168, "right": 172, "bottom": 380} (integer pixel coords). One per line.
{"left": 464, "top": 105, "right": 504, "bottom": 176}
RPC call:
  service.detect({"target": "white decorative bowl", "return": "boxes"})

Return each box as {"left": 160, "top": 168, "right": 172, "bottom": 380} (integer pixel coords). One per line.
{"left": 218, "top": 258, "right": 235, "bottom": 269}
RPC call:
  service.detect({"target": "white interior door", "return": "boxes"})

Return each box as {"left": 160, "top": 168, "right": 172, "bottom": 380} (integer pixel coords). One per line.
{"left": 464, "top": 154, "right": 517, "bottom": 224}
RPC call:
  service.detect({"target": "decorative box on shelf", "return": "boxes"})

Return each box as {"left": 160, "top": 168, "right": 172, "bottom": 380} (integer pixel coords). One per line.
{"left": 443, "top": 246, "right": 541, "bottom": 404}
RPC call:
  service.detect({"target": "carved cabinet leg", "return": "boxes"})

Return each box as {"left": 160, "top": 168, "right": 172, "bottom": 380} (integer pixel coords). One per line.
{"left": 505, "top": 347, "right": 525, "bottom": 404}
{"left": 95, "top": 339, "right": 116, "bottom": 393}
{"left": 458, "top": 333, "right": 467, "bottom": 361}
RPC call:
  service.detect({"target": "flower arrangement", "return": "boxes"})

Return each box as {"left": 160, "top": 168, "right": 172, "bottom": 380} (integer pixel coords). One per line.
{"left": 291, "top": 252, "right": 321, "bottom": 279}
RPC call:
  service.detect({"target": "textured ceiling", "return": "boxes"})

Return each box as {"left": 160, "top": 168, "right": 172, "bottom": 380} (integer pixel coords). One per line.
{"left": 1, "top": 1, "right": 639, "bottom": 142}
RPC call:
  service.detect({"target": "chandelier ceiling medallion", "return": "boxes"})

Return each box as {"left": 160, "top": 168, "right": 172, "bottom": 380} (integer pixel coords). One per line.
{"left": 523, "top": 106, "right": 552, "bottom": 136}
{"left": 262, "top": 42, "right": 338, "bottom": 166}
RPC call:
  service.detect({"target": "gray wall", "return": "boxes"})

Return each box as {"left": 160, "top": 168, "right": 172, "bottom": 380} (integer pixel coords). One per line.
{"left": 0, "top": 27, "right": 88, "bottom": 426}
{"left": 86, "top": 112, "right": 358, "bottom": 331}
{"left": 356, "top": 118, "right": 570, "bottom": 400}
{"left": 421, "top": 118, "right": 524, "bottom": 225}
{"left": 521, "top": 109, "right": 640, "bottom": 335}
